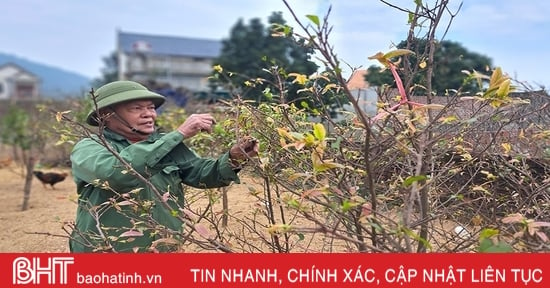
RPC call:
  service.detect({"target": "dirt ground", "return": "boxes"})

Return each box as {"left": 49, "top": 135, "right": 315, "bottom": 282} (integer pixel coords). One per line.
{"left": 0, "top": 155, "right": 468, "bottom": 253}
{"left": 0, "top": 160, "right": 261, "bottom": 253}
{"left": 0, "top": 163, "right": 75, "bottom": 252}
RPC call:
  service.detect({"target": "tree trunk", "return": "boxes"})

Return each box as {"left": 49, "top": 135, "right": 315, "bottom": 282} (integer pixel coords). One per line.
{"left": 21, "top": 151, "right": 35, "bottom": 211}
{"left": 221, "top": 186, "right": 229, "bottom": 227}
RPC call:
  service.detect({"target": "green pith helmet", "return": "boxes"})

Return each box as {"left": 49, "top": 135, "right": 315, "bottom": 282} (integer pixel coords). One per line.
{"left": 86, "top": 80, "right": 166, "bottom": 126}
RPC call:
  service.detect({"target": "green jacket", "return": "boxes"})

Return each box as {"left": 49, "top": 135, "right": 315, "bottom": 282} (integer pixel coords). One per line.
{"left": 69, "top": 129, "right": 239, "bottom": 252}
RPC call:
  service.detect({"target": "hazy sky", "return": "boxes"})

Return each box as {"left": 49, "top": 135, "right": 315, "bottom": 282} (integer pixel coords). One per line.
{"left": 2, "top": 0, "right": 549, "bottom": 89}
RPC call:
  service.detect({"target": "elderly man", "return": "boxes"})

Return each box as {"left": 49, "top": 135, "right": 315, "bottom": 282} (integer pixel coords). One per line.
{"left": 69, "top": 80, "right": 258, "bottom": 252}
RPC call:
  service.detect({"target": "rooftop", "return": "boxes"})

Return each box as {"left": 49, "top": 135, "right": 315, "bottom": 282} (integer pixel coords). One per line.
{"left": 118, "top": 31, "right": 222, "bottom": 58}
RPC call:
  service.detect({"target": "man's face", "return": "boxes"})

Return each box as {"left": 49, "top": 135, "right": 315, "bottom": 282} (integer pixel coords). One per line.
{"left": 107, "top": 99, "right": 157, "bottom": 140}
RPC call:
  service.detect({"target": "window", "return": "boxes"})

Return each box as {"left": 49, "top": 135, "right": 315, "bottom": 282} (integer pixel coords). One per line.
{"left": 15, "top": 84, "right": 34, "bottom": 99}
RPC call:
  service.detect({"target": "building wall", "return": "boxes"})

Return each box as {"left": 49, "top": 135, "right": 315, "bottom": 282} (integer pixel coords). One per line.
{"left": 0, "top": 64, "right": 40, "bottom": 100}
{"left": 120, "top": 53, "right": 215, "bottom": 92}
{"left": 116, "top": 31, "right": 221, "bottom": 93}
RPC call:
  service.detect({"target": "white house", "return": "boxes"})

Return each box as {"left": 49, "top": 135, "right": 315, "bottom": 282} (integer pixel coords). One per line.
{"left": 117, "top": 30, "right": 222, "bottom": 92}
{"left": 0, "top": 63, "right": 40, "bottom": 100}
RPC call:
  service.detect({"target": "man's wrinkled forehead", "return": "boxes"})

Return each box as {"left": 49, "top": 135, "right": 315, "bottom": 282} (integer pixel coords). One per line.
{"left": 115, "top": 99, "right": 156, "bottom": 108}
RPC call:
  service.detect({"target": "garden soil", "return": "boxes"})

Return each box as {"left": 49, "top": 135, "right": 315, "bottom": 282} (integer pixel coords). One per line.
{"left": 0, "top": 162, "right": 260, "bottom": 252}
{"left": 0, "top": 159, "right": 466, "bottom": 253}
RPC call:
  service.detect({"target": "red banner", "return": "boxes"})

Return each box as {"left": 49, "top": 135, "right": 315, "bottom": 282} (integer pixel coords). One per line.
{"left": 0, "top": 253, "right": 548, "bottom": 287}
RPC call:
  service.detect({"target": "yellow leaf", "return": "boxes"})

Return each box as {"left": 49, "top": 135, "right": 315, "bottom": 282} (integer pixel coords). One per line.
{"left": 308, "top": 73, "right": 330, "bottom": 82}
{"left": 321, "top": 83, "right": 339, "bottom": 94}
{"left": 288, "top": 172, "right": 311, "bottom": 181}
{"left": 496, "top": 79, "right": 511, "bottom": 98}
{"left": 490, "top": 99, "right": 503, "bottom": 108}
{"left": 268, "top": 224, "right": 292, "bottom": 234}
{"left": 288, "top": 73, "right": 308, "bottom": 85}
{"left": 501, "top": 143, "right": 512, "bottom": 154}
{"left": 440, "top": 115, "right": 458, "bottom": 124}
{"left": 414, "top": 104, "right": 444, "bottom": 110}
{"left": 297, "top": 87, "right": 314, "bottom": 94}
{"left": 480, "top": 170, "right": 497, "bottom": 180}
{"left": 213, "top": 65, "right": 223, "bottom": 73}
{"left": 489, "top": 67, "right": 504, "bottom": 88}
{"left": 368, "top": 52, "right": 391, "bottom": 67}
{"left": 311, "top": 150, "right": 321, "bottom": 166}
{"left": 279, "top": 137, "right": 287, "bottom": 148}
{"left": 367, "top": 51, "right": 385, "bottom": 61}
{"left": 472, "top": 185, "right": 490, "bottom": 195}
{"left": 406, "top": 119, "right": 416, "bottom": 133}
{"left": 383, "top": 49, "right": 415, "bottom": 60}
{"left": 276, "top": 127, "right": 292, "bottom": 139}
{"left": 55, "top": 110, "right": 71, "bottom": 122}
{"left": 519, "top": 129, "right": 526, "bottom": 139}
{"left": 418, "top": 61, "right": 427, "bottom": 69}
{"left": 313, "top": 161, "right": 344, "bottom": 173}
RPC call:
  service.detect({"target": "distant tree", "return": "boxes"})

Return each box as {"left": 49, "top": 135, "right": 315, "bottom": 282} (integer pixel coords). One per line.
{"left": 0, "top": 105, "right": 47, "bottom": 211}
{"left": 366, "top": 39, "right": 493, "bottom": 95}
{"left": 93, "top": 51, "right": 119, "bottom": 88}
{"left": 212, "top": 12, "right": 318, "bottom": 104}
{"left": 0, "top": 105, "right": 30, "bottom": 162}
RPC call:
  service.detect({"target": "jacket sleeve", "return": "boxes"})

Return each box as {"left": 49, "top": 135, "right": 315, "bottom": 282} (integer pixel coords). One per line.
{"left": 71, "top": 131, "right": 239, "bottom": 191}
{"left": 155, "top": 132, "right": 241, "bottom": 188}
{"left": 139, "top": 131, "right": 241, "bottom": 187}
{"left": 179, "top": 150, "right": 241, "bottom": 188}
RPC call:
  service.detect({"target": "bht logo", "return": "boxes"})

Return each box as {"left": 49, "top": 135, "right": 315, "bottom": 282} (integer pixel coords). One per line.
{"left": 12, "top": 256, "right": 74, "bottom": 285}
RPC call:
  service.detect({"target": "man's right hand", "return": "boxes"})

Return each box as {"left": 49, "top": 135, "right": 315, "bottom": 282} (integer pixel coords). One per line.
{"left": 177, "top": 114, "right": 217, "bottom": 138}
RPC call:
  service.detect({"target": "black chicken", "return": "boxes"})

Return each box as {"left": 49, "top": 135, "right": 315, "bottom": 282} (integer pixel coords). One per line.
{"left": 33, "top": 171, "right": 68, "bottom": 190}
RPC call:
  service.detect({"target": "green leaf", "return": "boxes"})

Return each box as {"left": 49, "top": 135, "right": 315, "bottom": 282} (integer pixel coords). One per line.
{"left": 313, "top": 123, "right": 326, "bottom": 141}
{"left": 286, "top": 198, "right": 300, "bottom": 209}
{"left": 478, "top": 228, "right": 514, "bottom": 252}
{"left": 331, "top": 136, "right": 342, "bottom": 149}
{"left": 408, "top": 12, "right": 414, "bottom": 24}
{"left": 478, "top": 238, "right": 492, "bottom": 252}
{"left": 341, "top": 200, "right": 358, "bottom": 212}
{"left": 403, "top": 227, "right": 432, "bottom": 250}
{"left": 479, "top": 238, "right": 514, "bottom": 253}
{"left": 304, "top": 133, "right": 316, "bottom": 145}
{"left": 306, "top": 15, "right": 320, "bottom": 27}
{"left": 262, "top": 87, "right": 273, "bottom": 100}
{"left": 403, "top": 175, "right": 428, "bottom": 187}
{"left": 384, "top": 49, "right": 415, "bottom": 60}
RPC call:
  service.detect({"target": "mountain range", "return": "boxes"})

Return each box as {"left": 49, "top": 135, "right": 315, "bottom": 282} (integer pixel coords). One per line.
{"left": 0, "top": 52, "right": 93, "bottom": 99}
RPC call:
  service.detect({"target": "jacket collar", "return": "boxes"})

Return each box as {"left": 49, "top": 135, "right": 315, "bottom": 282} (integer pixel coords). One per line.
{"left": 101, "top": 128, "right": 161, "bottom": 143}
